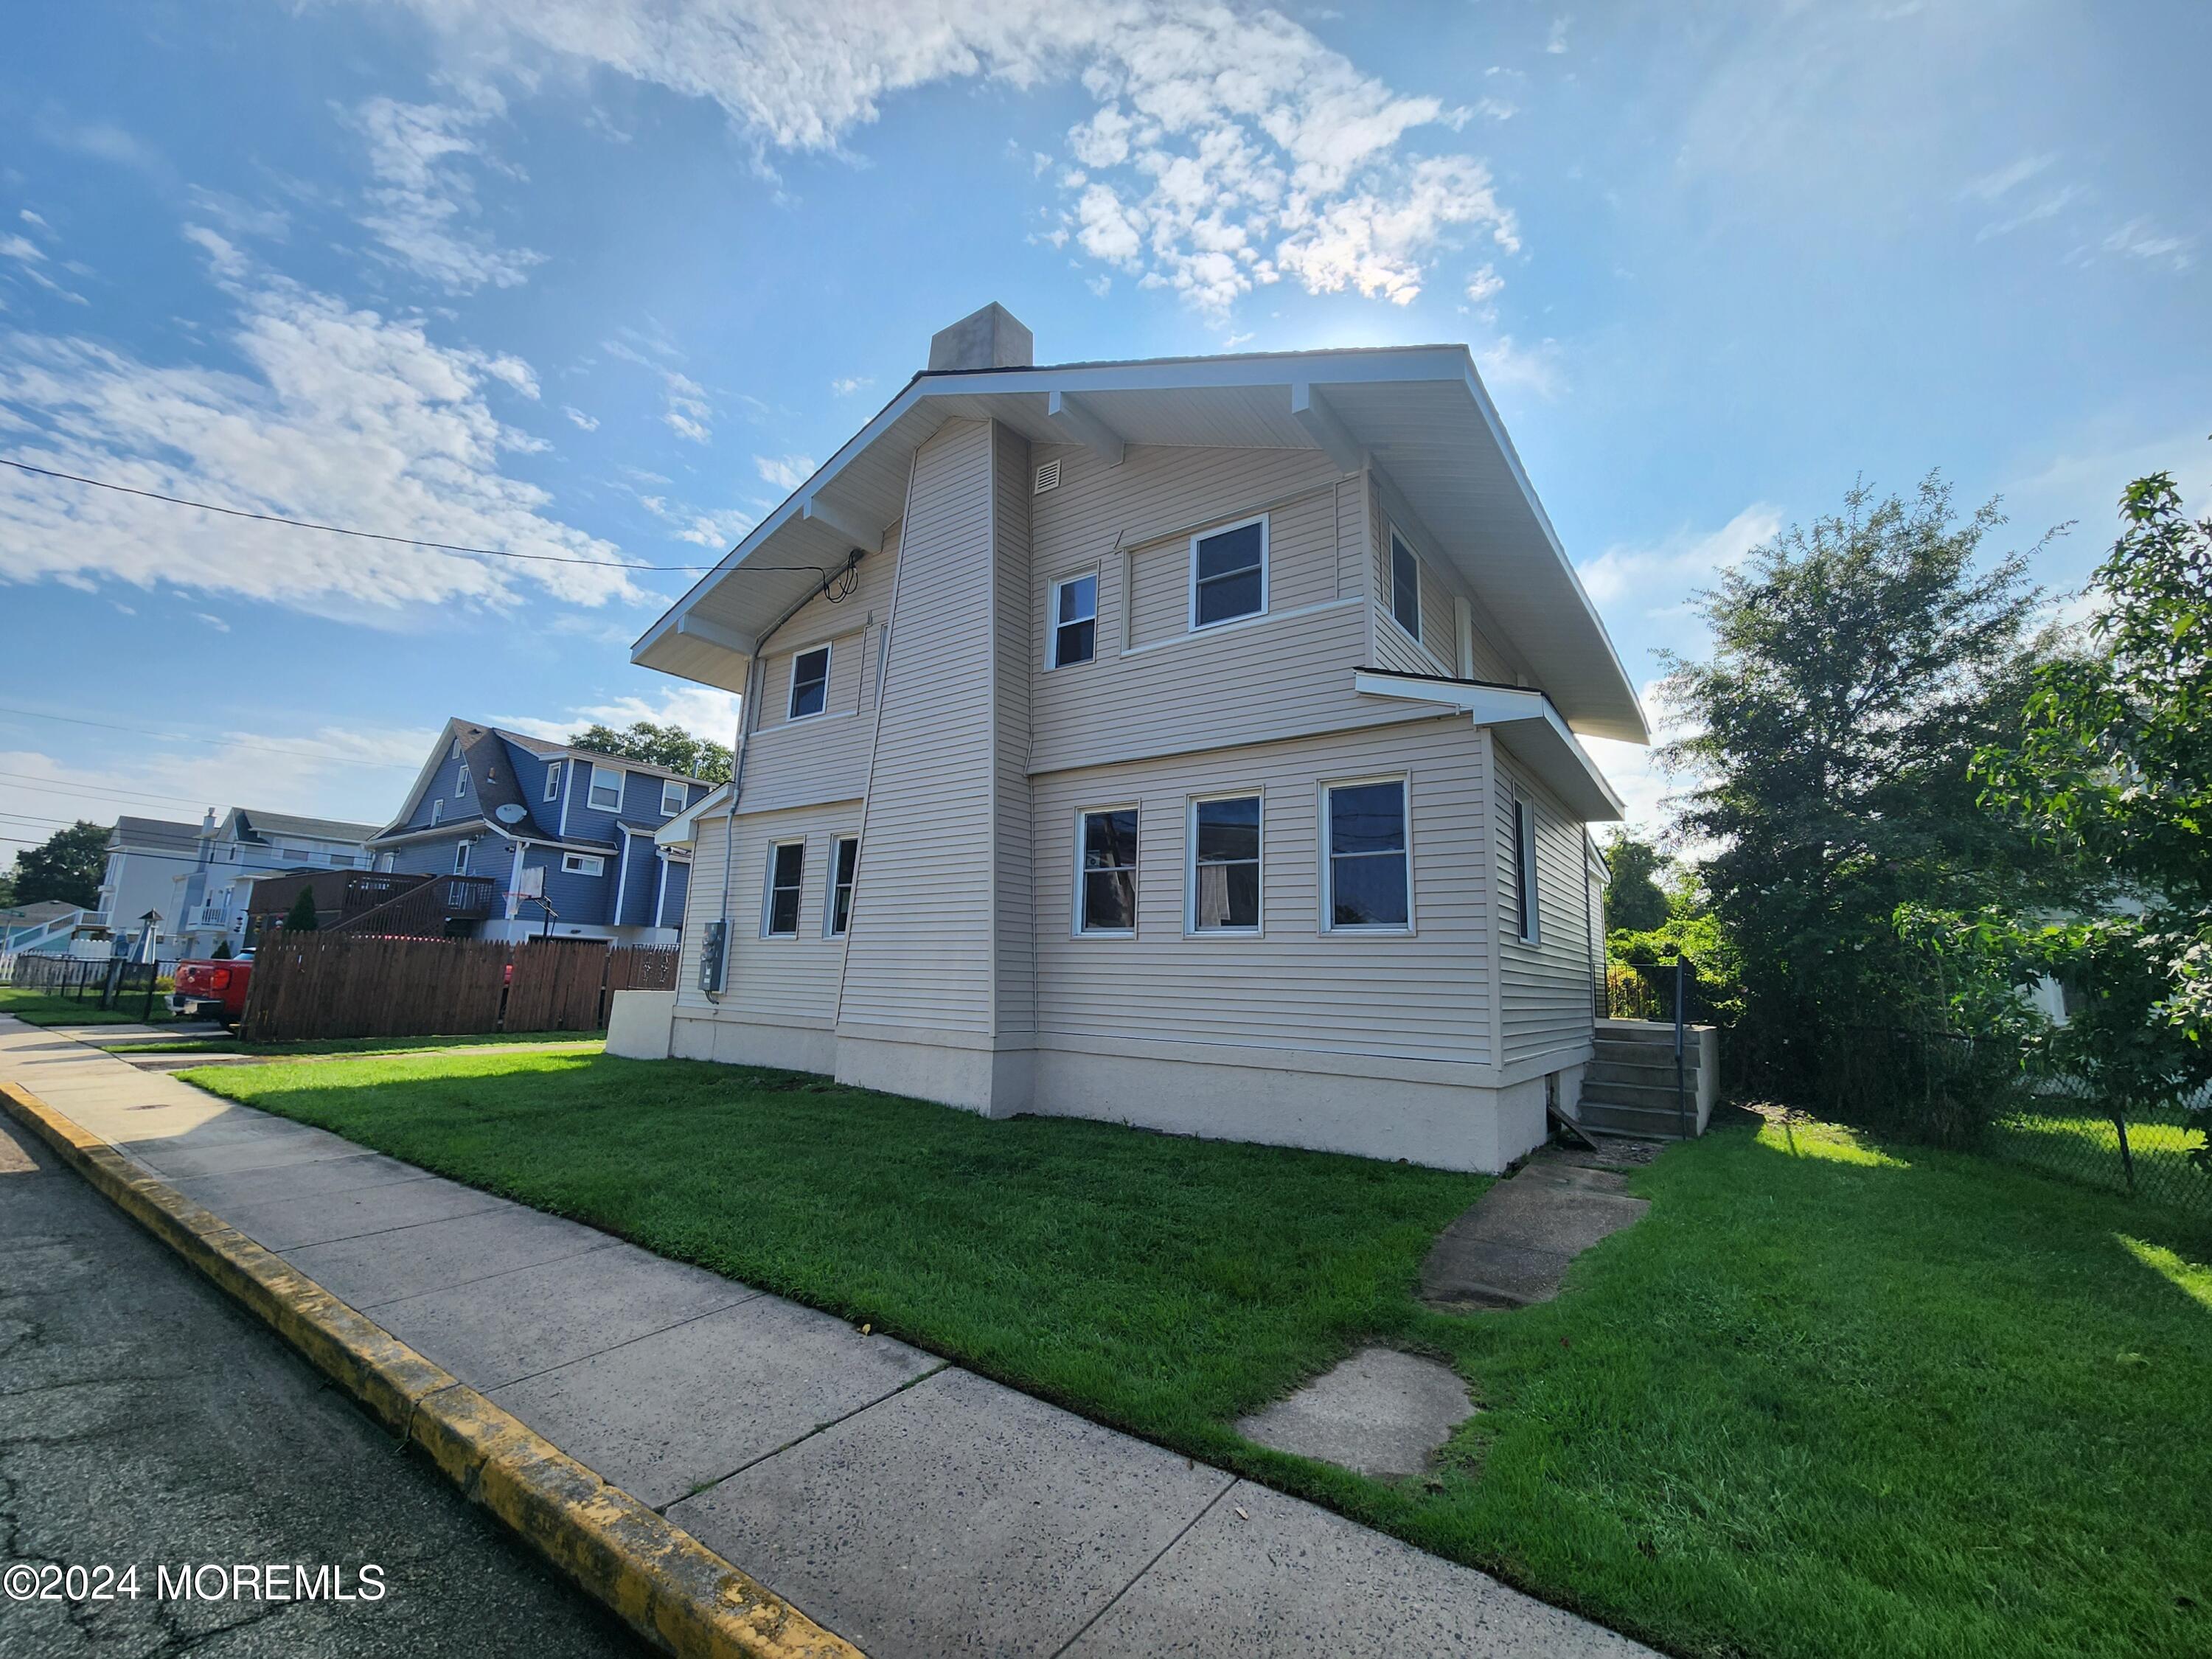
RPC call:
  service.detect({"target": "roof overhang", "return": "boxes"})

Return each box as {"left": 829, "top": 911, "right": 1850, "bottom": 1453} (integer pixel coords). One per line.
{"left": 655, "top": 781, "right": 731, "bottom": 848}
{"left": 633, "top": 345, "right": 1646, "bottom": 744}
{"left": 1353, "top": 669, "right": 1627, "bottom": 821}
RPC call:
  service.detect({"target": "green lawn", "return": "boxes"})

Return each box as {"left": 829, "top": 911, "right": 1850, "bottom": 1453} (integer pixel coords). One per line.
{"left": 184, "top": 1052, "right": 2212, "bottom": 1659}
{"left": 0, "top": 985, "right": 177, "bottom": 1026}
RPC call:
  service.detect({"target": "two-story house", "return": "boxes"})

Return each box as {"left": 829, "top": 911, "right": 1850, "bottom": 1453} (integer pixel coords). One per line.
{"left": 366, "top": 720, "right": 709, "bottom": 944}
{"left": 170, "top": 807, "right": 381, "bottom": 957}
{"left": 94, "top": 816, "right": 204, "bottom": 947}
{"left": 631, "top": 305, "right": 1644, "bottom": 1174}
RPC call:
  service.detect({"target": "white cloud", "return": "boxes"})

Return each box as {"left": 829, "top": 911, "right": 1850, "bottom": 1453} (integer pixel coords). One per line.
{"left": 1961, "top": 153, "right": 2053, "bottom": 202}
{"left": 639, "top": 492, "right": 754, "bottom": 549}
{"left": 753, "top": 453, "right": 816, "bottom": 493}
{"left": 1546, "top": 15, "right": 1572, "bottom": 54}
{"left": 1975, "top": 184, "right": 2084, "bottom": 243}
{"left": 662, "top": 372, "right": 713, "bottom": 442}
{"left": 2101, "top": 217, "right": 2194, "bottom": 271}
{"left": 1, "top": 234, "right": 46, "bottom": 264}
{"left": 389, "top": 0, "right": 1519, "bottom": 320}
{"left": 830, "top": 375, "right": 873, "bottom": 396}
{"left": 352, "top": 94, "right": 546, "bottom": 292}
{"left": 562, "top": 403, "right": 599, "bottom": 430}
{"left": 494, "top": 686, "right": 742, "bottom": 751}
{"left": 1576, "top": 504, "right": 1782, "bottom": 610}
{"left": 1473, "top": 334, "right": 1563, "bottom": 399}
{"left": 0, "top": 240, "right": 642, "bottom": 618}
{"left": 1, "top": 229, "right": 88, "bottom": 305}
{"left": 1464, "top": 262, "right": 1504, "bottom": 305}
{"left": 20, "top": 211, "right": 50, "bottom": 230}
{"left": 194, "top": 612, "right": 231, "bottom": 632}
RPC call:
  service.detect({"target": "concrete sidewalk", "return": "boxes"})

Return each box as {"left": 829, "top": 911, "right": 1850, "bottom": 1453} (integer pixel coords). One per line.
{"left": 0, "top": 1015, "right": 1649, "bottom": 1659}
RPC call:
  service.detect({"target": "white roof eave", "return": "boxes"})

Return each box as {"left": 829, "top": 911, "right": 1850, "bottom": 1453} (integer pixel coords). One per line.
{"left": 1351, "top": 669, "right": 1627, "bottom": 822}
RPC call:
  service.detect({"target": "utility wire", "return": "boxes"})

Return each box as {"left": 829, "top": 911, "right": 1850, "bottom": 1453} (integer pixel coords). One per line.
{"left": 0, "top": 456, "right": 848, "bottom": 577}
{"left": 0, "top": 705, "right": 421, "bottom": 770}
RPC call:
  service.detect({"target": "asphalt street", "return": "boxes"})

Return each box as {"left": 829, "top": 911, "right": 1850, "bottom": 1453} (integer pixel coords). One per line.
{"left": 0, "top": 1115, "right": 646, "bottom": 1659}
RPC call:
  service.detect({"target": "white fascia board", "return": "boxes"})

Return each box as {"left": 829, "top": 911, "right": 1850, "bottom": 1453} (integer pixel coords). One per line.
{"left": 1352, "top": 669, "right": 1627, "bottom": 821}
{"left": 377, "top": 717, "right": 459, "bottom": 840}
{"left": 655, "top": 781, "right": 732, "bottom": 846}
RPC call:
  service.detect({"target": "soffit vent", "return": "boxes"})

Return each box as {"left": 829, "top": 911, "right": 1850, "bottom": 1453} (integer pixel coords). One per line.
{"left": 1033, "top": 459, "right": 1061, "bottom": 495}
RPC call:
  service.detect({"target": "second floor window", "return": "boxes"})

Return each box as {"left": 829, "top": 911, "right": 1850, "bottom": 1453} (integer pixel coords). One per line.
{"left": 789, "top": 644, "right": 830, "bottom": 720}
{"left": 660, "top": 779, "right": 686, "bottom": 816}
{"left": 1078, "top": 807, "right": 1138, "bottom": 934}
{"left": 827, "top": 835, "right": 859, "bottom": 936}
{"left": 588, "top": 764, "right": 623, "bottom": 811}
{"left": 544, "top": 762, "right": 561, "bottom": 802}
{"left": 1391, "top": 532, "right": 1422, "bottom": 641}
{"left": 1050, "top": 573, "right": 1096, "bottom": 667}
{"left": 430, "top": 799, "right": 444, "bottom": 826}
{"left": 1514, "top": 799, "right": 1540, "bottom": 942}
{"left": 1325, "top": 779, "right": 1410, "bottom": 930}
{"left": 456, "top": 765, "right": 470, "bottom": 797}
{"left": 764, "top": 842, "right": 804, "bottom": 937}
{"left": 1191, "top": 516, "right": 1266, "bottom": 629}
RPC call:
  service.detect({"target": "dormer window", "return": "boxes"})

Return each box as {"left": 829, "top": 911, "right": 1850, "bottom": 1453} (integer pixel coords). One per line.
{"left": 588, "top": 764, "right": 624, "bottom": 812}
{"left": 660, "top": 779, "right": 686, "bottom": 816}
{"left": 545, "top": 761, "right": 562, "bottom": 802}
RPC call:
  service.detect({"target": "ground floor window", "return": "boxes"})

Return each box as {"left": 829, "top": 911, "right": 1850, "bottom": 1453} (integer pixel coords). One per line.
{"left": 1189, "top": 793, "right": 1261, "bottom": 931}
{"left": 827, "top": 836, "right": 858, "bottom": 936}
{"left": 763, "top": 841, "right": 804, "bottom": 937}
{"left": 1324, "top": 779, "right": 1410, "bottom": 929}
{"left": 1077, "top": 807, "right": 1139, "bottom": 934}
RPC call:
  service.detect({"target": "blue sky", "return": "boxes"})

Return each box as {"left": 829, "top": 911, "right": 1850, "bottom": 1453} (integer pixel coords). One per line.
{"left": 2, "top": 0, "right": 2205, "bottom": 855}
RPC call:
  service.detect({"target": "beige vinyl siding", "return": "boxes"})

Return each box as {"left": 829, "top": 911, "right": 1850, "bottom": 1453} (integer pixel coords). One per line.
{"left": 672, "top": 810, "right": 728, "bottom": 1015}
{"left": 991, "top": 421, "right": 1037, "bottom": 1039}
{"left": 1494, "top": 749, "right": 1599, "bottom": 1065}
{"left": 715, "top": 804, "right": 860, "bottom": 1024}
{"left": 1032, "top": 718, "right": 1495, "bottom": 1065}
{"left": 1370, "top": 471, "right": 1519, "bottom": 684}
{"left": 1032, "top": 443, "right": 1423, "bottom": 774}
{"left": 837, "top": 419, "right": 1001, "bottom": 1035}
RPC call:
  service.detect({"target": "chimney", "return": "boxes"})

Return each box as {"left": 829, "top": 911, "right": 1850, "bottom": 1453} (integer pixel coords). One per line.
{"left": 927, "top": 302, "right": 1033, "bottom": 373}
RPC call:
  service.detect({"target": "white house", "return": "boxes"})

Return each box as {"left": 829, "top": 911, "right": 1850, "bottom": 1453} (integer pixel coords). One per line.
{"left": 627, "top": 305, "right": 1646, "bottom": 1174}
{"left": 92, "top": 816, "right": 203, "bottom": 948}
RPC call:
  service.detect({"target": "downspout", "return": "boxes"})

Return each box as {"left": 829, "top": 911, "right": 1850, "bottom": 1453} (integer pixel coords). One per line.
{"left": 705, "top": 552, "right": 863, "bottom": 1002}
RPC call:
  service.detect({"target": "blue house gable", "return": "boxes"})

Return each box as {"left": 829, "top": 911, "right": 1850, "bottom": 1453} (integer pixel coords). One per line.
{"left": 367, "top": 718, "right": 714, "bottom": 941}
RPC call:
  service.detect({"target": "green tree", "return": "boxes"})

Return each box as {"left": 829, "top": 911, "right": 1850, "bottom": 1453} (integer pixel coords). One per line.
{"left": 1655, "top": 474, "right": 2048, "bottom": 1096}
{"left": 283, "top": 886, "right": 321, "bottom": 932}
{"left": 568, "top": 720, "right": 732, "bottom": 785}
{"left": 1599, "top": 830, "right": 1670, "bottom": 934}
{"left": 10, "top": 821, "right": 108, "bottom": 909}
{"left": 1973, "top": 470, "right": 2212, "bottom": 1169}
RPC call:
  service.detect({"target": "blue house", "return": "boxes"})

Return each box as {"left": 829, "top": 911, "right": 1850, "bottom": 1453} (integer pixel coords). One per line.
{"left": 366, "top": 720, "right": 712, "bottom": 944}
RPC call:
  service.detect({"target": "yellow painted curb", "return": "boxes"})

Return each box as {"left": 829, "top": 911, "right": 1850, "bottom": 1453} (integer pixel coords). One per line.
{"left": 0, "top": 1079, "right": 863, "bottom": 1659}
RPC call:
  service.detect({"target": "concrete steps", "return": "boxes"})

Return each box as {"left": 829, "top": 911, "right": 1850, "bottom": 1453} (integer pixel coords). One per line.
{"left": 1580, "top": 1025, "right": 1702, "bottom": 1139}
{"left": 1576, "top": 1098, "right": 1697, "bottom": 1139}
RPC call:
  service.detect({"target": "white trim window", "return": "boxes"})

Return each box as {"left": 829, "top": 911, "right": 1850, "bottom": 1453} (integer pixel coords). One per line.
{"left": 1190, "top": 515, "right": 1267, "bottom": 630}
{"left": 453, "top": 840, "right": 472, "bottom": 875}
{"left": 660, "top": 778, "right": 687, "bottom": 816}
{"left": 562, "top": 852, "right": 605, "bottom": 877}
{"left": 588, "top": 763, "right": 624, "bottom": 812}
{"left": 1048, "top": 572, "right": 1097, "bottom": 668}
{"left": 826, "top": 835, "right": 859, "bottom": 937}
{"left": 429, "top": 798, "right": 445, "bottom": 826}
{"left": 455, "top": 765, "right": 470, "bottom": 798}
{"left": 1076, "top": 807, "right": 1139, "bottom": 935}
{"left": 788, "top": 644, "right": 831, "bottom": 720}
{"left": 1513, "top": 798, "right": 1540, "bottom": 943}
{"left": 1324, "top": 778, "right": 1411, "bottom": 931}
{"left": 1390, "top": 530, "right": 1422, "bottom": 641}
{"left": 763, "top": 841, "right": 804, "bottom": 937}
{"left": 544, "top": 762, "right": 562, "bottom": 802}
{"left": 1189, "top": 793, "right": 1262, "bottom": 933}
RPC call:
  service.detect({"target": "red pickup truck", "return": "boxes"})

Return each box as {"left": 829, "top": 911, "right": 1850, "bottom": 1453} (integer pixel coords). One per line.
{"left": 170, "top": 952, "right": 253, "bottom": 1026}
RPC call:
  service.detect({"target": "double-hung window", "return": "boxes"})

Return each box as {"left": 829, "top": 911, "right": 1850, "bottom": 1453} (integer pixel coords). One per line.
{"left": 660, "top": 779, "right": 686, "bottom": 816}
{"left": 429, "top": 798, "right": 445, "bottom": 826}
{"left": 1324, "top": 779, "right": 1411, "bottom": 930}
{"left": 1189, "top": 794, "right": 1261, "bottom": 932}
{"left": 455, "top": 765, "right": 470, "bottom": 798}
{"left": 1191, "top": 516, "right": 1266, "bottom": 628}
{"left": 453, "top": 840, "right": 471, "bottom": 875}
{"left": 544, "top": 762, "right": 561, "bottom": 802}
{"left": 827, "top": 836, "right": 859, "bottom": 936}
{"left": 588, "top": 764, "right": 624, "bottom": 812}
{"left": 763, "top": 842, "right": 804, "bottom": 937}
{"left": 1049, "top": 573, "right": 1096, "bottom": 667}
{"left": 1077, "top": 808, "right": 1138, "bottom": 934}
{"left": 1390, "top": 532, "right": 1422, "bottom": 641}
{"left": 1513, "top": 799, "right": 1540, "bottom": 942}
{"left": 788, "top": 644, "right": 831, "bottom": 720}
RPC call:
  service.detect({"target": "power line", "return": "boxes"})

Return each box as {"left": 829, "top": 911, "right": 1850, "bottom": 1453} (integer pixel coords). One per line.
{"left": 0, "top": 772, "right": 234, "bottom": 811}
{"left": 1, "top": 456, "right": 849, "bottom": 577}
{"left": 0, "top": 705, "right": 422, "bottom": 770}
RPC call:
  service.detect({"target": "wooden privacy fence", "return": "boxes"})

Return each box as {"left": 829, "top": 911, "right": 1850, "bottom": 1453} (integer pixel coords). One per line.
{"left": 238, "top": 934, "right": 679, "bottom": 1044}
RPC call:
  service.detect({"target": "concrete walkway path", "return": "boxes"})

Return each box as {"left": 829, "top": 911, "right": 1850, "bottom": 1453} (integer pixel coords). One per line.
{"left": 1419, "top": 1144, "right": 1654, "bottom": 1312}
{"left": 0, "top": 1015, "right": 1652, "bottom": 1659}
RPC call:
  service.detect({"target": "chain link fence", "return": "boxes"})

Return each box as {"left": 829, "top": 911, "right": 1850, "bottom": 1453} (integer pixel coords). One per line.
{"left": 1986, "top": 1086, "right": 2211, "bottom": 1217}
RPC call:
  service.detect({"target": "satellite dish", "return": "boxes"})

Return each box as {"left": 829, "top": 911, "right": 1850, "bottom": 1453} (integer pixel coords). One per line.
{"left": 494, "top": 803, "right": 529, "bottom": 824}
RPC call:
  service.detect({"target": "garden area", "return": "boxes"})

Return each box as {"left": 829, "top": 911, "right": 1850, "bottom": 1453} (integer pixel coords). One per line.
{"left": 187, "top": 1046, "right": 2212, "bottom": 1659}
